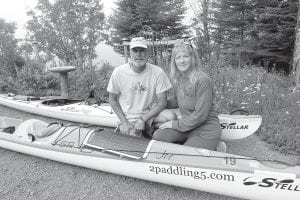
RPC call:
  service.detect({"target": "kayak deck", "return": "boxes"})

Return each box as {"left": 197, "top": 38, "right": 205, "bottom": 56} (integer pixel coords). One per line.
{"left": 84, "top": 130, "right": 152, "bottom": 159}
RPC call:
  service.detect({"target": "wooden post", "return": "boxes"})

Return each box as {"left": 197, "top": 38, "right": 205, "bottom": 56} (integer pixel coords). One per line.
{"left": 32, "top": 41, "right": 40, "bottom": 63}
{"left": 32, "top": 41, "right": 44, "bottom": 72}
{"left": 122, "top": 38, "right": 182, "bottom": 68}
{"left": 122, "top": 38, "right": 129, "bottom": 63}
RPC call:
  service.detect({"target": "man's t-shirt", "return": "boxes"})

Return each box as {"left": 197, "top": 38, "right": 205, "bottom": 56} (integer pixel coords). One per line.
{"left": 107, "top": 63, "right": 172, "bottom": 116}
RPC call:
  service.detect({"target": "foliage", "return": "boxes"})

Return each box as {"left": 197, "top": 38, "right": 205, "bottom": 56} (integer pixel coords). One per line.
{"left": 0, "top": 59, "right": 60, "bottom": 96}
{"left": 202, "top": 61, "right": 300, "bottom": 154}
{"left": 212, "top": 0, "right": 255, "bottom": 65}
{"left": 0, "top": 18, "right": 19, "bottom": 77}
{"left": 109, "top": 0, "right": 187, "bottom": 51}
{"left": 26, "top": 0, "right": 105, "bottom": 68}
{"left": 68, "top": 62, "right": 113, "bottom": 101}
{"left": 251, "top": 0, "right": 298, "bottom": 68}
{"left": 192, "top": 0, "right": 298, "bottom": 73}
{"left": 0, "top": 61, "right": 113, "bottom": 100}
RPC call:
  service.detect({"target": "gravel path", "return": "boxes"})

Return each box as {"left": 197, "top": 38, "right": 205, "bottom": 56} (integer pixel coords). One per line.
{"left": 0, "top": 105, "right": 297, "bottom": 200}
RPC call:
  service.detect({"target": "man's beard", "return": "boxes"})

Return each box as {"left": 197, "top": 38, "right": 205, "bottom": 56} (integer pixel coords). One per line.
{"left": 131, "top": 60, "right": 147, "bottom": 68}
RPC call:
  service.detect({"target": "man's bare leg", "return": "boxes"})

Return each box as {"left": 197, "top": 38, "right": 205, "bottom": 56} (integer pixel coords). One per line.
{"left": 153, "top": 109, "right": 177, "bottom": 128}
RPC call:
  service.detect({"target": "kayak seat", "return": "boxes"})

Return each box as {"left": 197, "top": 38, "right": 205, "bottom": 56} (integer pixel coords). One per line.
{"left": 14, "top": 119, "right": 62, "bottom": 141}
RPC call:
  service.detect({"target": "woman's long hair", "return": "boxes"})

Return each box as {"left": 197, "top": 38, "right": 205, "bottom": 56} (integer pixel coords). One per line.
{"left": 169, "top": 42, "right": 202, "bottom": 87}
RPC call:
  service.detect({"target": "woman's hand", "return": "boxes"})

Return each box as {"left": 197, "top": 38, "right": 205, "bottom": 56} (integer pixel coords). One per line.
{"left": 159, "top": 120, "right": 173, "bottom": 129}
{"left": 134, "top": 119, "right": 145, "bottom": 131}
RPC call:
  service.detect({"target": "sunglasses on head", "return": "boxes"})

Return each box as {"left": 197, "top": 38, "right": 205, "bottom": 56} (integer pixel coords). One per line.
{"left": 175, "top": 40, "right": 193, "bottom": 48}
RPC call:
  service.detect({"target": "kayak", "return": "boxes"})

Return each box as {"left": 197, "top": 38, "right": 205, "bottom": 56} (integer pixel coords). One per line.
{"left": 0, "top": 94, "right": 262, "bottom": 140}
{"left": 0, "top": 116, "right": 299, "bottom": 200}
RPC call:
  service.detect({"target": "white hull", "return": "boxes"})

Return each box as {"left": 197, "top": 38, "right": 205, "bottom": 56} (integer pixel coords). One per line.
{"left": 0, "top": 94, "right": 262, "bottom": 140}
{"left": 0, "top": 116, "right": 299, "bottom": 200}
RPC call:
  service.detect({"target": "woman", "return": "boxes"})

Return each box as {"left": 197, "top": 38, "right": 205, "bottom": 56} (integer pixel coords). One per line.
{"left": 152, "top": 42, "right": 221, "bottom": 150}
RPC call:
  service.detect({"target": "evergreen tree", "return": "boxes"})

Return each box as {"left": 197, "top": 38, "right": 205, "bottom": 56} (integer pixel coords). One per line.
{"left": 251, "top": 0, "right": 298, "bottom": 73}
{"left": 211, "top": 0, "right": 255, "bottom": 67}
{"left": 293, "top": 0, "right": 300, "bottom": 87}
{"left": 109, "top": 0, "right": 187, "bottom": 48}
{"left": 188, "top": 0, "right": 213, "bottom": 62}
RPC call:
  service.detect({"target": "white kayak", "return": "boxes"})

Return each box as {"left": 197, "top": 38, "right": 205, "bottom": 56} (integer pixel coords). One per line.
{"left": 0, "top": 94, "right": 262, "bottom": 140}
{"left": 0, "top": 116, "right": 299, "bottom": 200}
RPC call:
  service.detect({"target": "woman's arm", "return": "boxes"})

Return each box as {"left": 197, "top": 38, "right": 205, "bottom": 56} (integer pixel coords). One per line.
{"left": 172, "top": 78, "right": 214, "bottom": 132}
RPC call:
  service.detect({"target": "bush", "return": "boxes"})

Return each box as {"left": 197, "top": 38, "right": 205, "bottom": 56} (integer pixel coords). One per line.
{"left": 0, "top": 75, "right": 18, "bottom": 93}
{"left": 68, "top": 62, "right": 113, "bottom": 101}
{"left": 202, "top": 60, "right": 300, "bottom": 154}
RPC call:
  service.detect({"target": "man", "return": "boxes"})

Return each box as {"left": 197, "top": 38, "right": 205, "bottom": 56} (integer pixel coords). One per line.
{"left": 107, "top": 37, "right": 173, "bottom": 136}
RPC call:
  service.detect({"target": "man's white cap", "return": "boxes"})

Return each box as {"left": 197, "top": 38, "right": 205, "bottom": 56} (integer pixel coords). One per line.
{"left": 130, "top": 37, "right": 148, "bottom": 49}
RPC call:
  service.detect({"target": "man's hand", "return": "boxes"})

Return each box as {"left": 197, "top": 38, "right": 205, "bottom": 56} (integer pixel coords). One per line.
{"left": 159, "top": 120, "right": 173, "bottom": 129}
{"left": 119, "top": 122, "right": 133, "bottom": 135}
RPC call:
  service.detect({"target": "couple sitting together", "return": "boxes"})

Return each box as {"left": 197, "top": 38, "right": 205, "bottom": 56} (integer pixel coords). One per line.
{"left": 107, "top": 37, "right": 221, "bottom": 151}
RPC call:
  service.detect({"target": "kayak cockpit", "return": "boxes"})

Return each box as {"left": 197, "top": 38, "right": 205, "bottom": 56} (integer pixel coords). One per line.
{"left": 0, "top": 117, "right": 63, "bottom": 142}
{"left": 41, "top": 99, "right": 82, "bottom": 106}
{"left": 13, "top": 119, "right": 62, "bottom": 142}
{"left": 0, "top": 117, "right": 23, "bottom": 134}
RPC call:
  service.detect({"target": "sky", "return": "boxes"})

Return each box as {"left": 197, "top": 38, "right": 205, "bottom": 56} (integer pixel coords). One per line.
{"left": 0, "top": 0, "right": 194, "bottom": 66}
{"left": 0, "top": 0, "right": 195, "bottom": 39}
{"left": 0, "top": 0, "right": 118, "bottom": 39}
{"left": 0, "top": 0, "right": 122, "bottom": 66}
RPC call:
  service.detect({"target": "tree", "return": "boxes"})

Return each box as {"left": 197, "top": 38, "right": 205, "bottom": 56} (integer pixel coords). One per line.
{"left": 188, "top": 0, "right": 213, "bottom": 62}
{"left": 251, "top": 0, "right": 298, "bottom": 73}
{"left": 191, "top": 0, "right": 298, "bottom": 73}
{"left": 293, "top": 0, "right": 300, "bottom": 89}
{"left": 0, "top": 19, "right": 18, "bottom": 77}
{"left": 26, "top": 0, "right": 105, "bottom": 69}
{"left": 109, "top": 0, "right": 187, "bottom": 49}
{"left": 210, "top": 0, "right": 255, "bottom": 67}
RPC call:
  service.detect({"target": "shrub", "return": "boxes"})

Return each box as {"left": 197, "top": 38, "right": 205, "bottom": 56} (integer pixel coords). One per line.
{"left": 202, "top": 60, "right": 300, "bottom": 154}
{"left": 68, "top": 62, "right": 113, "bottom": 101}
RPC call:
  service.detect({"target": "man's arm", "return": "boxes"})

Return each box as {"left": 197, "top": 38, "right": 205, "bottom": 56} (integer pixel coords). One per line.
{"left": 108, "top": 92, "right": 133, "bottom": 134}
{"left": 143, "top": 91, "right": 167, "bottom": 121}
{"left": 134, "top": 91, "right": 167, "bottom": 131}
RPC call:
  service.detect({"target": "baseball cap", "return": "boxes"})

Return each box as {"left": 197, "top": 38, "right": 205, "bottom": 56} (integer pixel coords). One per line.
{"left": 130, "top": 37, "right": 148, "bottom": 49}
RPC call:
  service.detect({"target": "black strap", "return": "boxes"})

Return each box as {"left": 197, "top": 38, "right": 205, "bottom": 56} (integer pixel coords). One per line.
{"left": 230, "top": 109, "right": 249, "bottom": 115}
{"left": 47, "top": 122, "right": 63, "bottom": 127}
{"left": 1, "top": 126, "right": 15, "bottom": 134}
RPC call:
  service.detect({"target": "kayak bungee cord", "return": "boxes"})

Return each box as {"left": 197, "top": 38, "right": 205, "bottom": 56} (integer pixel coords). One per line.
{"left": 51, "top": 124, "right": 103, "bottom": 146}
